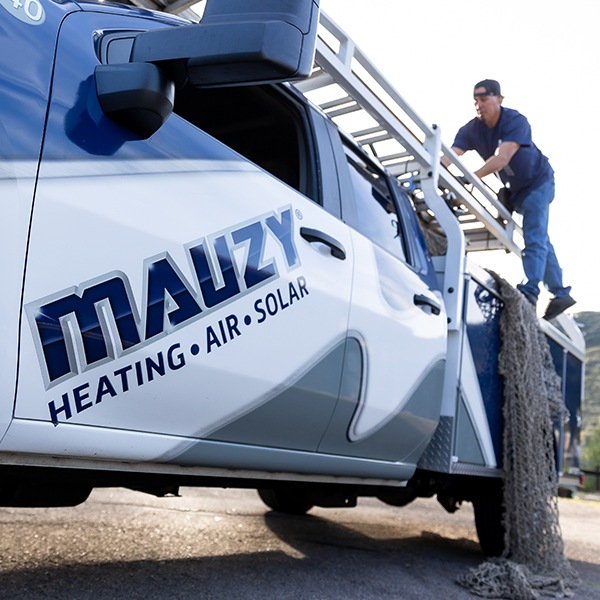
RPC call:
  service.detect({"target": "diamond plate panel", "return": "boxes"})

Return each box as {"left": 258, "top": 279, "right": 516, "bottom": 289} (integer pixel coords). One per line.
{"left": 417, "top": 415, "right": 453, "bottom": 472}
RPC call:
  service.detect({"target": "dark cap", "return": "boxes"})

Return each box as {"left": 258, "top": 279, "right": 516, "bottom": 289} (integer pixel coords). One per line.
{"left": 474, "top": 79, "right": 501, "bottom": 97}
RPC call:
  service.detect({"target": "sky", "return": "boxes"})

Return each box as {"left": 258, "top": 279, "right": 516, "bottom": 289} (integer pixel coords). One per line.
{"left": 320, "top": 0, "right": 600, "bottom": 313}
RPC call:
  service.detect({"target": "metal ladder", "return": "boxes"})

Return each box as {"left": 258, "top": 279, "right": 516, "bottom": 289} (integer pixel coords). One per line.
{"left": 294, "top": 11, "right": 522, "bottom": 257}
{"left": 293, "top": 11, "right": 585, "bottom": 386}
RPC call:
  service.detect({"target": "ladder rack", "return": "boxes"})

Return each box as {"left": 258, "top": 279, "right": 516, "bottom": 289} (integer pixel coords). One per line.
{"left": 294, "top": 11, "right": 523, "bottom": 256}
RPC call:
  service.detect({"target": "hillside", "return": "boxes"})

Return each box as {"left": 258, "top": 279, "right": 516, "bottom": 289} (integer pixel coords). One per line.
{"left": 576, "top": 311, "right": 600, "bottom": 348}
{"left": 575, "top": 312, "right": 600, "bottom": 436}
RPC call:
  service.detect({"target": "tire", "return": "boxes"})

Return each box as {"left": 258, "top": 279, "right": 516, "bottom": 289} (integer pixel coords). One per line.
{"left": 257, "top": 487, "right": 314, "bottom": 515}
{"left": 472, "top": 491, "right": 505, "bottom": 557}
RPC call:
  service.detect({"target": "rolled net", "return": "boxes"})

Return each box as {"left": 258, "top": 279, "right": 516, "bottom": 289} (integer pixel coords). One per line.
{"left": 457, "top": 276, "right": 580, "bottom": 599}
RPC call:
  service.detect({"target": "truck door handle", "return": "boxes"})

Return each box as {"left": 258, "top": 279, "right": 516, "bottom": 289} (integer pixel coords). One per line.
{"left": 300, "top": 227, "right": 346, "bottom": 260}
{"left": 413, "top": 293, "right": 441, "bottom": 315}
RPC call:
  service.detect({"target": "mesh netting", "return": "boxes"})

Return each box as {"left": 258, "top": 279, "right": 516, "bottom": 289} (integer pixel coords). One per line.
{"left": 457, "top": 276, "right": 580, "bottom": 599}
{"left": 420, "top": 217, "right": 448, "bottom": 257}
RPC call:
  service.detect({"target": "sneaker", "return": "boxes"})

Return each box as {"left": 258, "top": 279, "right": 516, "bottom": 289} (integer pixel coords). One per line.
{"left": 543, "top": 294, "right": 576, "bottom": 320}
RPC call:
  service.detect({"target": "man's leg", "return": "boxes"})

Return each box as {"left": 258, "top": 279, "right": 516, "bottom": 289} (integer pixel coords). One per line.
{"left": 542, "top": 236, "right": 576, "bottom": 319}
{"left": 516, "top": 179, "right": 554, "bottom": 302}
{"left": 543, "top": 239, "right": 571, "bottom": 298}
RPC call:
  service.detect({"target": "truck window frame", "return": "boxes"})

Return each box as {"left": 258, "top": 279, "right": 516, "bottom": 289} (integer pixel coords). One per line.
{"left": 173, "top": 84, "right": 321, "bottom": 205}
{"left": 340, "top": 139, "right": 410, "bottom": 264}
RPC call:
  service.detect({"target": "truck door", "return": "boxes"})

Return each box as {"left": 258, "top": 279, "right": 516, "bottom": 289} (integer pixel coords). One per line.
{"left": 318, "top": 137, "right": 447, "bottom": 465}
{"left": 0, "top": 7, "right": 65, "bottom": 441}
{"left": 14, "top": 12, "right": 353, "bottom": 456}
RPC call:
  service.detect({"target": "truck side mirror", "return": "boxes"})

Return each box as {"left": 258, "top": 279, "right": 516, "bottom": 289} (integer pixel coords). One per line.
{"left": 95, "top": 0, "right": 319, "bottom": 136}
{"left": 131, "top": 0, "right": 320, "bottom": 88}
{"left": 95, "top": 62, "right": 175, "bottom": 138}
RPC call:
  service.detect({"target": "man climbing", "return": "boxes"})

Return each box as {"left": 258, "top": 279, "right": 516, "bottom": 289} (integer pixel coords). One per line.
{"left": 445, "top": 79, "right": 575, "bottom": 320}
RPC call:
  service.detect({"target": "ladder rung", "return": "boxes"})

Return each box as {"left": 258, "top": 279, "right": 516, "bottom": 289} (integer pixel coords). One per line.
{"left": 456, "top": 213, "right": 478, "bottom": 223}
{"left": 318, "top": 95, "right": 353, "bottom": 110}
{"left": 377, "top": 151, "right": 412, "bottom": 163}
{"left": 464, "top": 235, "right": 507, "bottom": 252}
{"left": 326, "top": 103, "right": 362, "bottom": 118}
{"left": 357, "top": 132, "right": 392, "bottom": 145}
{"left": 351, "top": 125, "right": 384, "bottom": 138}
{"left": 387, "top": 161, "right": 420, "bottom": 177}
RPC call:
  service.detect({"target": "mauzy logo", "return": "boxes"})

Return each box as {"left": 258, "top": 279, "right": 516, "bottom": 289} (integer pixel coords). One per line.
{"left": 26, "top": 207, "right": 299, "bottom": 389}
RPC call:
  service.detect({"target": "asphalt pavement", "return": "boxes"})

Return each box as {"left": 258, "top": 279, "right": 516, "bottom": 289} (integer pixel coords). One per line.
{"left": 0, "top": 487, "right": 598, "bottom": 599}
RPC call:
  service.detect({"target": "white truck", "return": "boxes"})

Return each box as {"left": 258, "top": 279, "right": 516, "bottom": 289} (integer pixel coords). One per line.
{"left": 0, "top": 0, "right": 585, "bottom": 556}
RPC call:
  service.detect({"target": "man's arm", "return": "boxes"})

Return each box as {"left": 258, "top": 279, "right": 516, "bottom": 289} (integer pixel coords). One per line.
{"left": 441, "top": 146, "right": 465, "bottom": 168}
{"left": 474, "top": 141, "right": 520, "bottom": 178}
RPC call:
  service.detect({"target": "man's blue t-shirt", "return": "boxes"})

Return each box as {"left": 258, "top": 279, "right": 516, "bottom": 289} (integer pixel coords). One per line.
{"left": 452, "top": 107, "right": 553, "bottom": 207}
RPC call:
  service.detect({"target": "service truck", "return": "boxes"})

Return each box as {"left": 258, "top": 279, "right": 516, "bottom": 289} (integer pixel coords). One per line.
{"left": 0, "top": 0, "right": 585, "bottom": 556}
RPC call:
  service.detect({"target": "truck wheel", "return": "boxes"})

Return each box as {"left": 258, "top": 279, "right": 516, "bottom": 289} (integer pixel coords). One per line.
{"left": 472, "top": 493, "right": 505, "bottom": 557}
{"left": 257, "top": 487, "right": 314, "bottom": 515}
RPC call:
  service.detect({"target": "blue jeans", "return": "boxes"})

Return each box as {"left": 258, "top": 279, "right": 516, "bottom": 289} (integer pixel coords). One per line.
{"left": 514, "top": 178, "right": 570, "bottom": 301}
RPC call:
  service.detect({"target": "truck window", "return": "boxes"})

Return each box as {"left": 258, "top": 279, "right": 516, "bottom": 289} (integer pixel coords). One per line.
{"left": 174, "top": 85, "right": 318, "bottom": 202}
{"left": 342, "top": 143, "right": 408, "bottom": 262}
